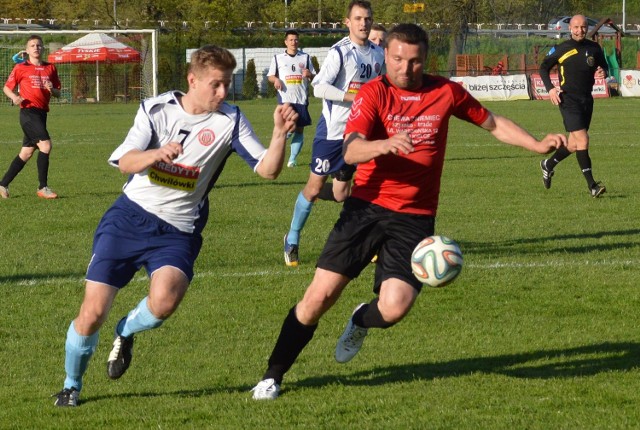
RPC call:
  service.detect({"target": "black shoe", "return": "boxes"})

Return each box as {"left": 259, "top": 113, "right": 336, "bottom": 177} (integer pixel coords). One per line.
{"left": 540, "top": 159, "right": 554, "bottom": 189}
{"left": 590, "top": 182, "right": 606, "bottom": 198}
{"left": 53, "top": 387, "right": 79, "bottom": 407}
{"left": 107, "top": 320, "right": 134, "bottom": 379}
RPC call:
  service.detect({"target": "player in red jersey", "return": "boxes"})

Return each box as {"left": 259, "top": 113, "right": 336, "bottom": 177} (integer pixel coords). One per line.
{"left": 251, "top": 23, "right": 567, "bottom": 400}
{"left": 1, "top": 35, "right": 61, "bottom": 199}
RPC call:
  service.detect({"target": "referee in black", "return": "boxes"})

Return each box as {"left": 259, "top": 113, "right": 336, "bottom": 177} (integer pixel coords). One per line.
{"left": 539, "top": 14, "right": 608, "bottom": 198}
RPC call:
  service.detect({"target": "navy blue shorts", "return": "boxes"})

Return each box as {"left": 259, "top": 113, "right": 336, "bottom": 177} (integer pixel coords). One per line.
{"left": 310, "top": 137, "right": 354, "bottom": 180}
{"left": 19, "top": 108, "right": 50, "bottom": 146}
{"left": 316, "top": 197, "right": 436, "bottom": 292}
{"left": 86, "top": 195, "right": 203, "bottom": 288}
{"left": 288, "top": 103, "right": 312, "bottom": 128}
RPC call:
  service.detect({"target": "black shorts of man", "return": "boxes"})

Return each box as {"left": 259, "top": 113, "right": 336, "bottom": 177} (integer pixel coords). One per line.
{"left": 539, "top": 14, "right": 608, "bottom": 198}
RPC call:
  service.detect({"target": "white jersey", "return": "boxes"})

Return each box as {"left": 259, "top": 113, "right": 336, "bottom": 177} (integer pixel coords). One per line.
{"left": 268, "top": 50, "right": 316, "bottom": 105}
{"left": 109, "top": 91, "right": 267, "bottom": 233}
{"left": 312, "top": 38, "right": 384, "bottom": 141}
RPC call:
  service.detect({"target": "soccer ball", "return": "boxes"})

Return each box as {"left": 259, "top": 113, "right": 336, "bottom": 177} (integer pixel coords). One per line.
{"left": 411, "top": 235, "right": 463, "bottom": 288}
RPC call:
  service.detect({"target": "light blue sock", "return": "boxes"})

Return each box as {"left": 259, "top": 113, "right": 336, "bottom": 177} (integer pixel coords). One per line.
{"left": 118, "top": 297, "right": 164, "bottom": 338}
{"left": 289, "top": 132, "right": 304, "bottom": 164}
{"left": 64, "top": 321, "right": 99, "bottom": 392}
{"left": 287, "top": 192, "right": 314, "bottom": 245}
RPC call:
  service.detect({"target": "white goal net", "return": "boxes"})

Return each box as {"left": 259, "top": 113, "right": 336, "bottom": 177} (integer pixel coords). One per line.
{"left": 0, "top": 29, "right": 157, "bottom": 105}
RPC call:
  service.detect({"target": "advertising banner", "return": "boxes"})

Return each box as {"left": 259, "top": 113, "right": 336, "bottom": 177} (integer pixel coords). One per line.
{"left": 529, "top": 73, "right": 609, "bottom": 99}
{"left": 450, "top": 74, "right": 530, "bottom": 101}
{"left": 618, "top": 70, "right": 640, "bottom": 97}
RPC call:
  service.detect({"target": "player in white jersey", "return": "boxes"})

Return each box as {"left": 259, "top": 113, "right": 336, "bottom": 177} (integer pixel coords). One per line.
{"left": 283, "top": 0, "right": 384, "bottom": 267}
{"left": 53, "top": 45, "right": 298, "bottom": 407}
{"left": 268, "top": 30, "right": 316, "bottom": 167}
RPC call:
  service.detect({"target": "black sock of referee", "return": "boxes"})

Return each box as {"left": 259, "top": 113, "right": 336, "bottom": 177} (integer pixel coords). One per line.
{"left": 576, "top": 149, "right": 596, "bottom": 188}
{"left": 545, "top": 145, "right": 572, "bottom": 170}
{"left": 352, "top": 298, "right": 396, "bottom": 329}
{"left": 0, "top": 156, "right": 27, "bottom": 187}
{"left": 263, "top": 306, "right": 317, "bottom": 384}
{"left": 37, "top": 152, "right": 50, "bottom": 189}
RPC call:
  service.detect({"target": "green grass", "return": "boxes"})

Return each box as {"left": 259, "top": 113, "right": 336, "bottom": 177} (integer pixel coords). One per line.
{"left": 1, "top": 96, "right": 640, "bottom": 429}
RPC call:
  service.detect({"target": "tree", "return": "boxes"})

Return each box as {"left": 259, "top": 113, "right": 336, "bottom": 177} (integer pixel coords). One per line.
{"left": 73, "top": 63, "right": 89, "bottom": 100}
{"left": 242, "top": 58, "right": 259, "bottom": 99}
{"left": 430, "top": 0, "right": 479, "bottom": 74}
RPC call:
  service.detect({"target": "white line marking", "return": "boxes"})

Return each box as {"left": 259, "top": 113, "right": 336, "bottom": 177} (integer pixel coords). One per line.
{"left": 4, "top": 259, "right": 636, "bottom": 287}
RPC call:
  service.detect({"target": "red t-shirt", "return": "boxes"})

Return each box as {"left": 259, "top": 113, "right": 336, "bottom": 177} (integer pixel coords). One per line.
{"left": 345, "top": 74, "right": 490, "bottom": 216}
{"left": 5, "top": 61, "right": 61, "bottom": 111}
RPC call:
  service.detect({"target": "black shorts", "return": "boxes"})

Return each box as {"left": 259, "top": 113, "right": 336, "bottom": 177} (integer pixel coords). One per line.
{"left": 316, "top": 197, "right": 435, "bottom": 293}
{"left": 559, "top": 93, "right": 593, "bottom": 132}
{"left": 20, "top": 108, "right": 50, "bottom": 147}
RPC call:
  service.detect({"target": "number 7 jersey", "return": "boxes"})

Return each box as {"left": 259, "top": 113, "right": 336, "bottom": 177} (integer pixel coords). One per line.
{"left": 108, "top": 91, "right": 268, "bottom": 233}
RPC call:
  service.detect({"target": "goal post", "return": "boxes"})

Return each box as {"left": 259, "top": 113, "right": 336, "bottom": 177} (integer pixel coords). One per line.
{"left": 0, "top": 29, "right": 157, "bottom": 105}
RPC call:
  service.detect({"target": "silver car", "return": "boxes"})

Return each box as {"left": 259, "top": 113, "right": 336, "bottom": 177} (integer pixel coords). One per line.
{"left": 547, "top": 16, "right": 617, "bottom": 38}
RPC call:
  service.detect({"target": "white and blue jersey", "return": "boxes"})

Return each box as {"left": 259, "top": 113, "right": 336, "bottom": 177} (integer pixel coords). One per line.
{"left": 268, "top": 50, "right": 315, "bottom": 105}
{"left": 312, "top": 38, "right": 384, "bottom": 141}
{"left": 109, "top": 91, "right": 268, "bottom": 234}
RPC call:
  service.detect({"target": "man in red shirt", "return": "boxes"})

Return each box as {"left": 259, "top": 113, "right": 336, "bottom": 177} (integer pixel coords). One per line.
{"left": 1, "top": 34, "right": 61, "bottom": 199}
{"left": 251, "top": 23, "right": 566, "bottom": 400}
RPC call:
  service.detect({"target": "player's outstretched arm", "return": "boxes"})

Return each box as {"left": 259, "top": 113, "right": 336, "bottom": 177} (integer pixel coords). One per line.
{"left": 481, "top": 112, "right": 566, "bottom": 154}
{"left": 117, "top": 142, "right": 183, "bottom": 174}
{"left": 343, "top": 131, "right": 414, "bottom": 165}
{"left": 256, "top": 103, "right": 298, "bottom": 179}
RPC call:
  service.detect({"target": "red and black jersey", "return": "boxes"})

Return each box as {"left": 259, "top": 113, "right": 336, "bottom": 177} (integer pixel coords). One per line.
{"left": 5, "top": 60, "right": 61, "bottom": 111}
{"left": 345, "top": 74, "right": 489, "bottom": 216}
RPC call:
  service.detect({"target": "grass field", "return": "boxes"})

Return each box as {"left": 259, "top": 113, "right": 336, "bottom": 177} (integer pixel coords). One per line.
{"left": 1, "top": 95, "right": 640, "bottom": 429}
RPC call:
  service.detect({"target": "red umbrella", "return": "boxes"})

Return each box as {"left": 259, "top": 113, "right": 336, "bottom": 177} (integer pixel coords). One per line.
{"left": 48, "top": 33, "right": 141, "bottom": 102}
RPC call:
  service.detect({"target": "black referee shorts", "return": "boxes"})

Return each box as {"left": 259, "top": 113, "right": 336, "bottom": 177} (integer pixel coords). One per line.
{"left": 316, "top": 197, "right": 435, "bottom": 293}
{"left": 19, "top": 107, "right": 50, "bottom": 147}
{"left": 559, "top": 93, "right": 594, "bottom": 132}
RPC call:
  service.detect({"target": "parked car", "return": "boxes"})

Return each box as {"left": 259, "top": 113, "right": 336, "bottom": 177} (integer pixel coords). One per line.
{"left": 547, "top": 16, "right": 617, "bottom": 38}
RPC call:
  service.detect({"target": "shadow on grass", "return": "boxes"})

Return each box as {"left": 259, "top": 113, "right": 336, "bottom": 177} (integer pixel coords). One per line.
{"left": 214, "top": 179, "right": 308, "bottom": 189}
{"left": 292, "top": 341, "right": 640, "bottom": 391}
{"left": 0, "top": 272, "right": 86, "bottom": 286}
{"left": 464, "top": 228, "right": 640, "bottom": 257}
{"left": 79, "top": 341, "right": 640, "bottom": 404}
{"left": 447, "top": 153, "right": 529, "bottom": 162}
{"left": 81, "top": 386, "right": 240, "bottom": 406}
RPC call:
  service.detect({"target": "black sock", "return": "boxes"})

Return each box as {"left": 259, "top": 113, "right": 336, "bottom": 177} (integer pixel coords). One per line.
{"left": 352, "top": 298, "right": 395, "bottom": 329}
{"left": 545, "top": 146, "right": 572, "bottom": 170}
{"left": 0, "top": 156, "right": 27, "bottom": 187}
{"left": 263, "top": 306, "right": 317, "bottom": 384}
{"left": 576, "top": 149, "right": 595, "bottom": 188}
{"left": 316, "top": 182, "right": 337, "bottom": 202}
{"left": 37, "top": 152, "right": 50, "bottom": 189}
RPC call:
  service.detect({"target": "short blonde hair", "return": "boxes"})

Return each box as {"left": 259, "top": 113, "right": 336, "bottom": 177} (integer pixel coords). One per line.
{"left": 189, "top": 45, "right": 237, "bottom": 76}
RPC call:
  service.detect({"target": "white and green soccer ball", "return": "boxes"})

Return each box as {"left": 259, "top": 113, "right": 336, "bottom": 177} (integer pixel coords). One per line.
{"left": 411, "top": 235, "right": 463, "bottom": 288}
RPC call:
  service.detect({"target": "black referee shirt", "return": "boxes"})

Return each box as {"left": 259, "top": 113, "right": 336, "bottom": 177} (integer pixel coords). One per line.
{"left": 539, "top": 38, "right": 608, "bottom": 97}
